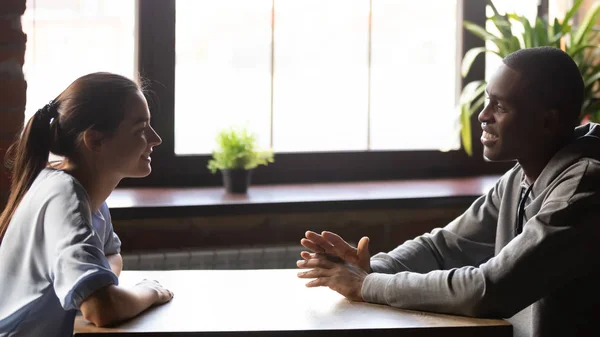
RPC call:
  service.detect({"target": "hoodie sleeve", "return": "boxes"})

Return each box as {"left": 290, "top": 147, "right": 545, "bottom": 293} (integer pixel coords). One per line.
{"left": 362, "top": 162, "right": 600, "bottom": 318}
{"left": 368, "top": 177, "right": 502, "bottom": 275}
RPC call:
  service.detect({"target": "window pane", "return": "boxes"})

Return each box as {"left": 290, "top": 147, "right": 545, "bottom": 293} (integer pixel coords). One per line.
{"left": 272, "top": 0, "right": 370, "bottom": 152}
{"left": 485, "top": 0, "right": 539, "bottom": 81}
{"left": 175, "top": 0, "right": 272, "bottom": 155}
{"left": 370, "top": 0, "right": 460, "bottom": 151}
{"left": 22, "top": 0, "right": 136, "bottom": 121}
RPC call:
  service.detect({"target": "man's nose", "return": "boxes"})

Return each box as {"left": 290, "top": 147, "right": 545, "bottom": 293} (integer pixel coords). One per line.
{"left": 478, "top": 103, "right": 493, "bottom": 124}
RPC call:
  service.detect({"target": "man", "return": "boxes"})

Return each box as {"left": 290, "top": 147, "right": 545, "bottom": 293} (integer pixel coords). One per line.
{"left": 297, "top": 47, "right": 600, "bottom": 337}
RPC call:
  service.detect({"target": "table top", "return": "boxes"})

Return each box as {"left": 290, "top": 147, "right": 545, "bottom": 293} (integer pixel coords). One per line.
{"left": 74, "top": 269, "right": 511, "bottom": 337}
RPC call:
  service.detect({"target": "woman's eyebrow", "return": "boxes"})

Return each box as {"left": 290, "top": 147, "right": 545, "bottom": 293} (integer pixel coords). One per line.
{"left": 132, "top": 117, "right": 150, "bottom": 126}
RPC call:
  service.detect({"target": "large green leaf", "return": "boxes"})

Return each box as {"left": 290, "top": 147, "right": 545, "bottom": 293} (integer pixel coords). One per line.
{"left": 464, "top": 21, "right": 510, "bottom": 55}
{"left": 584, "top": 71, "right": 600, "bottom": 88}
{"left": 460, "top": 81, "right": 487, "bottom": 105}
{"left": 490, "top": 12, "right": 513, "bottom": 38}
{"left": 461, "top": 104, "right": 473, "bottom": 156}
{"left": 549, "top": 30, "right": 569, "bottom": 45}
{"left": 461, "top": 47, "right": 487, "bottom": 77}
{"left": 522, "top": 16, "right": 534, "bottom": 48}
{"left": 569, "top": 44, "right": 600, "bottom": 59}
{"left": 573, "top": 2, "right": 600, "bottom": 47}
{"left": 563, "top": 0, "right": 584, "bottom": 25}
{"left": 535, "top": 17, "right": 548, "bottom": 46}
{"left": 488, "top": 0, "right": 502, "bottom": 18}
{"left": 464, "top": 20, "right": 498, "bottom": 40}
{"left": 581, "top": 54, "right": 600, "bottom": 76}
{"left": 508, "top": 35, "right": 521, "bottom": 51}
{"left": 469, "top": 95, "right": 487, "bottom": 117}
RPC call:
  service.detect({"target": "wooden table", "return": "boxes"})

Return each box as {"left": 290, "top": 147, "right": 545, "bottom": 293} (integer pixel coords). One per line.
{"left": 74, "top": 269, "right": 511, "bottom": 337}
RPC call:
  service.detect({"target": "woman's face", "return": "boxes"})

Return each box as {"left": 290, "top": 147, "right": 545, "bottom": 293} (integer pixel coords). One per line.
{"left": 100, "top": 90, "right": 162, "bottom": 179}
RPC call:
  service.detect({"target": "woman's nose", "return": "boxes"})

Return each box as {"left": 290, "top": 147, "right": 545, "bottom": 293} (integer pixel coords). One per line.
{"left": 148, "top": 126, "right": 162, "bottom": 146}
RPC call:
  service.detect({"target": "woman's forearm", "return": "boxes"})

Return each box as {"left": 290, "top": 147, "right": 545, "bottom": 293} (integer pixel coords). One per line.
{"left": 80, "top": 284, "right": 158, "bottom": 327}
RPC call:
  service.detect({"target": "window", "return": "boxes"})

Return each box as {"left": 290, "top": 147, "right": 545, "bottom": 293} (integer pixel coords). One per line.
{"left": 42, "top": 0, "right": 510, "bottom": 187}
{"left": 175, "top": 0, "right": 272, "bottom": 154}
{"left": 370, "top": 0, "right": 459, "bottom": 151}
{"left": 174, "top": 0, "right": 460, "bottom": 155}
{"left": 22, "top": 0, "right": 136, "bottom": 121}
{"left": 131, "top": 0, "right": 515, "bottom": 186}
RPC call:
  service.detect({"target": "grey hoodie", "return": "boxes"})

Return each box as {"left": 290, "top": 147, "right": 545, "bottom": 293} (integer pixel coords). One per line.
{"left": 362, "top": 123, "right": 600, "bottom": 337}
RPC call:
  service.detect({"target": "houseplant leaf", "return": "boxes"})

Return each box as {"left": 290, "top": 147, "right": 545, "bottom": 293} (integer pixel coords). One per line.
{"left": 460, "top": 81, "right": 487, "bottom": 105}
{"left": 461, "top": 103, "right": 473, "bottom": 157}
{"left": 491, "top": 15, "right": 513, "bottom": 39}
{"left": 207, "top": 127, "right": 274, "bottom": 174}
{"left": 584, "top": 71, "right": 600, "bottom": 88}
{"left": 563, "top": 0, "right": 583, "bottom": 24}
{"left": 461, "top": 48, "right": 487, "bottom": 77}
{"left": 572, "top": 1, "right": 600, "bottom": 47}
{"left": 469, "top": 95, "right": 487, "bottom": 117}
{"left": 464, "top": 20, "right": 510, "bottom": 55}
{"left": 535, "top": 17, "right": 549, "bottom": 46}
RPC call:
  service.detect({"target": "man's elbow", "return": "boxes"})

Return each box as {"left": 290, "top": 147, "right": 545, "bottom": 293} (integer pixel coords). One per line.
{"left": 464, "top": 296, "right": 520, "bottom": 319}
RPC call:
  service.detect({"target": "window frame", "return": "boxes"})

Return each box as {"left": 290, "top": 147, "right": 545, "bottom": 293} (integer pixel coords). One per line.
{"left": 129, "top": 0, "right": 513, "bottom": 187}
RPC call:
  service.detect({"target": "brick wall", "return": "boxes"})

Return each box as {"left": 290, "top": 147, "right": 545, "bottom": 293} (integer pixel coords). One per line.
{"left": 0, "top": 0, "right": 26, "bottom": 209}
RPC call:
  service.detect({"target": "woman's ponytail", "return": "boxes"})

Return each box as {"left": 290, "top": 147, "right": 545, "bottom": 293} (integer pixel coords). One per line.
{"left": 0, "top": 101, "right": 59, "bottom": 241}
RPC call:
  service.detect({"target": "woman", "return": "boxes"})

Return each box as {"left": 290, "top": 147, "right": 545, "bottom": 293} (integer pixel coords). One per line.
{"left": 0, "top": 73, "right": 173, "bottom": 336}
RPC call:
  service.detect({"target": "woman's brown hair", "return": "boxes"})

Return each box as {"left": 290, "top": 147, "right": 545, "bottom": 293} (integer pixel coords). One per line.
{"left": 0, "top": 72, "right": 142, "bottom": 241}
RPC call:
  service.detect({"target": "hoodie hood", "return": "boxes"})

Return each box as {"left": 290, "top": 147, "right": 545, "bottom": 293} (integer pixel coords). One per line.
{"left": 533, "top": 122, "right": 600, "bottom": 196}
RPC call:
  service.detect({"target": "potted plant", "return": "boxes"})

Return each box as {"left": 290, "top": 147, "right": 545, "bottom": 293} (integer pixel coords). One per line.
{"left": 459, "top": 0, "right": 600, "bottom": 155}
{"left": 207, "top": 127, "right": 274, "bottom": 193}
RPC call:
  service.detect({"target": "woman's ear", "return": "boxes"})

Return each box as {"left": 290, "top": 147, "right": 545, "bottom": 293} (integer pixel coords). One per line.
{"left": 81, "top": 129, "right": 105, "bottom": 152}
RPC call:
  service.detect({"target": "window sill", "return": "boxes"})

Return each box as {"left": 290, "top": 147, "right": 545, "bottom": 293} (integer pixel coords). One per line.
{"left": 108, "top": 175, "right": 499, "bottom": 219}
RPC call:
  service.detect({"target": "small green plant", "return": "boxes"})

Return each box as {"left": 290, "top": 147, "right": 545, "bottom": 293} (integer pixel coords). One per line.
{"left": 207, "top": 127, "right": 274, "bottom": 174}
{"left": 459, "top": 0, "right": 600, "bottom": 155}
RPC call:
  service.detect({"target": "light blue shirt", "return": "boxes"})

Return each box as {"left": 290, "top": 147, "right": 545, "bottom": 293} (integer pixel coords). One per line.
{"left": 0, "top": 168, "right": 121, "bottom": 337}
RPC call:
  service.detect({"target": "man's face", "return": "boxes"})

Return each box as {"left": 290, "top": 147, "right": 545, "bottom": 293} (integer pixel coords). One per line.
{"left": 477, "top": 64, "right": 546, "bottom": 162}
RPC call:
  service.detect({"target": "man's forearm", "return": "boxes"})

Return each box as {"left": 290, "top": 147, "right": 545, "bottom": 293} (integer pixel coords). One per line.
{"left": 106, "top": 254, "right": 123, "bottom": 277}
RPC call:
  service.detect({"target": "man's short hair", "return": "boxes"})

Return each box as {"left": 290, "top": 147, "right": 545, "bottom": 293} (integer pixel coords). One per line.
{"left": 502, "top": 46, "right": 584, "bottom": 126}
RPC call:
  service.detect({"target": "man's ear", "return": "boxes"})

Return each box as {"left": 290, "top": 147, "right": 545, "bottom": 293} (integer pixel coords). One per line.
{"left": 81, "top": 129, "right": 105, "bottom": 152}
{"left": 543, "top": 109, "right": 560, "bottom": 134}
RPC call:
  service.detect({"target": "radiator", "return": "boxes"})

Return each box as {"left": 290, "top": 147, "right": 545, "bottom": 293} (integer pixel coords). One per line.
{"left": 122, "top": 245, "right": 305, "bottom": 270}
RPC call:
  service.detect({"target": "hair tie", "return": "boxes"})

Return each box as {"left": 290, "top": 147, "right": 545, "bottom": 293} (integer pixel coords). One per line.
{"left": 37, "top": 100, "right": 58, "bottom": 121}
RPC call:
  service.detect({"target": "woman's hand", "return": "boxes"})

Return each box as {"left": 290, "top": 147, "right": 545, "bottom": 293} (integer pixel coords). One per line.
{"left": 135, "top": 279, "right": 174, "bottom": 305}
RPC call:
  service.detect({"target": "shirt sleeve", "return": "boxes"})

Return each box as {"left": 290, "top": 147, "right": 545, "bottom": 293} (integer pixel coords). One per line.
{"left": 361, "top": 162, "right": 600, "bottom": 318}
{"left": 368, "top": 176, "right": 502, "bottom": 275}
{"left": 99, "top": 202, "right": 121, "bottom": 256}
{"left": 44, "top": 183, "right": 118, "bottom": 311}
